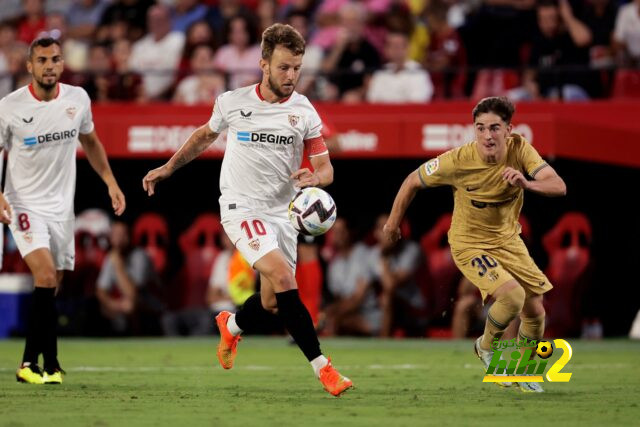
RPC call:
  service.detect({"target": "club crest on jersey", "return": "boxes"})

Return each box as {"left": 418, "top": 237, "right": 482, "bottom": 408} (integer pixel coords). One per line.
{"left": 288, "top": 115, "right": 300, "bottom": 127}
{"left": 66, "top": 107, "right": 77, "bottom": 120}
{"left": 248, "top": 239, "right": 260, "bottom": 251}
{"left": 425, "top": 158, "right": 439, "bottom": 176}
{"left": 23, "top": 232, "right": 33, "bottom": 244}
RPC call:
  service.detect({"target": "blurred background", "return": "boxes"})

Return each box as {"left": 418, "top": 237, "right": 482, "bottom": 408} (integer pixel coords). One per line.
{"left": 0, "top": 0, "right": 638, "bottom": 341}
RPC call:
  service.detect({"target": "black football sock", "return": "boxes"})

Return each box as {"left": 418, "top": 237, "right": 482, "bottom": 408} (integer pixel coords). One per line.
{"left": 39, "top": 288, "right": 60, "bottom": 373}
{"left": 275, "top": 289, "right": 321, "bottom": 362}
{"left": 22, "top": 287, "right": 52, "bottom": 366}
{"left": 235, "top": 292, "right": 280, "bottom": 332}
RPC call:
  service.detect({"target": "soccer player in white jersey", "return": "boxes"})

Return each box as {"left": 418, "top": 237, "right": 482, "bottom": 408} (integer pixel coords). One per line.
{"left": 0, "top": 38, "right": 126, "bottom": 385}
{"left": 143, "top": 23, "right": 353, "bottom": 396}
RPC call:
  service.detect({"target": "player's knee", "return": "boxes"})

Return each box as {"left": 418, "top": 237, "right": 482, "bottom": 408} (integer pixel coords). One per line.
{"left": 34, "top": 268, "right": 57, "bottom": 287}
{"left": 455, "top": 295, "right": 478, "bottom": 313}
{"left": 268, "top": 267, "right": 296, "bottom": 292}
{"left": 496, "top": 285, "right": 526, "bottom": 314}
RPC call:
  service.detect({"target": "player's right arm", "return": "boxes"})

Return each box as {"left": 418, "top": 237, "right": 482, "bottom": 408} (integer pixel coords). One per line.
{"left": 383, "top": 170, "right": 423, "bottom": 243}
{"left": 142, "top": 124, "right": 219, "bottom": 196}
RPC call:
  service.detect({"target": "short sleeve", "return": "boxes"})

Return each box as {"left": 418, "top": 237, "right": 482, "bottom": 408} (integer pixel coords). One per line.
{"left": 79, "top": 89, "right": 95, "bottom": 134}
{"left": 304, "top": 103, "right": 323, "bottom": 140}
{"left": 516, "top": 134, "right": 547, "bottom": 177}
{"left": 208, "top": 92, "right": 229, "bottom": 133}
{"left": 418, "top": 149, "right": 457, "bottom": 187}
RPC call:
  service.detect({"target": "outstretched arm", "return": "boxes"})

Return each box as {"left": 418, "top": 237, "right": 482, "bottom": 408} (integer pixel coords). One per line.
{"left": 383, "top": 170, "right": 423, "bottom": 242}
{"left": 142, "top": 124, "right": 219, "bottom": 196}
{"left": 503, "top": 165, "right": 567, "bottom": 196}
{"left": 78, "top": 131, "right": 126, "bottom": 216}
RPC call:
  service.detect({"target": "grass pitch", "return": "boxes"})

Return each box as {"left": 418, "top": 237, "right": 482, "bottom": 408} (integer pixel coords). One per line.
{"left": 0, "top": 337, "right": 638, "bottom": 426}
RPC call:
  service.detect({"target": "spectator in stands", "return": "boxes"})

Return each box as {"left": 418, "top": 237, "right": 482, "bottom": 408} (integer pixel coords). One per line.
{"left": 110, "top": 38, "right": 143, "bottom": 100}
{"left": 321, "top": 2, "right": 381, "bottom": 102}
{"left": 367, "top": 214, "right": 426, "bottom": 337}
{"left": 66, "top": 0, "right": 110, "bottom": 42}
{"left": 204, "top": 0, "right": 254, "bottom": 42}
{"left": 574, "top": 0, "right": 618, "bottom": 70}
{"left": 16, "top": 0, "right": 46, "bottom": 44}
{"left": 366, "top": 30, "right": 433, "bottom": 103}
{"left": 171, "top": 0, "right": 209, "bottom": 34}
{"left": 173, "top": 43, "right": 226, "bottom": 105}
{"left": 44, "top": 12, "right": 88, "bottom": 73}
{"left": 509, "top": 0, "right": 593, "bottom": 101}
{"left": 177, "top": 20, "right": 216, "bottom": 80}
{"left": 129, "top": 4, "right": 185, "bottom": 101}
{"left": 323, "top": 217, "right": 381, "bottom": 336}
{"left": 257, "top": 0, "right": 278, "bottom": 34}
{"left": 0, "top": 22, "right": 22, "bottom": 97}
{"left": 613, "top": 0, "right": 640, "bottom": 67}
{"left": 212, "top": 13, "right": 261, "bottom": 90}
{"left": 207, "top": 232, "right": 237, "bottom": 316}
{"left": 286, "top": 10, "right": 323, "bottom": 97}
{"left": 98, "top": 0, "right": 153, "bottom": 42}
{"left": 96, "top": 221, "right": 162, "bottom": 335}
{"left": 424, "top": 0, "right": 467, "bottom": 99}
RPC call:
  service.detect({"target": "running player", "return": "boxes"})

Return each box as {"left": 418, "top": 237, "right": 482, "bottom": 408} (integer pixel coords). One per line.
{"left": 142, "top": 24, "right": 352, "bottom": 396}
{"left": 383, "top": 97, "right": 566, "bottom": 392}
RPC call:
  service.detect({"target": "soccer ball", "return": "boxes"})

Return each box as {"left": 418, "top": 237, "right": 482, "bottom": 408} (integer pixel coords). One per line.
{"left": 536, "top": 340, "right": 554, "bottom": 359}
{"left": 288, "top": 187, "right": 337, "bottom": 236}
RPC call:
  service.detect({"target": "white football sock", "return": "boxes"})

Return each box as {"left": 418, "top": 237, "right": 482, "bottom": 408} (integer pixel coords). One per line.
{"left": 226, "top": 313, "right": 243, "bottom": 336}
{"left": 310, "top": 355, "right": 329, "bottom": 377}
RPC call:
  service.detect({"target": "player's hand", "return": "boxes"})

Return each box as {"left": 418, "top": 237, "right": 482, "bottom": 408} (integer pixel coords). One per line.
{"left": 142, "top": 165, "right": 172, "bottom": 196}
{"left": 109, "top": 184, "right": 126, "bottom": 216}
{"left": 0, "top": 195, "right": 11, "bottom": 224}
{"left": 502, "top": 167, "right": 529, "bottom": 189}
{"left": 291, "top": 168, "right": 320, "bottom": 188}
{"left": 383, "top": 222, "right": 401, "bottom": 243}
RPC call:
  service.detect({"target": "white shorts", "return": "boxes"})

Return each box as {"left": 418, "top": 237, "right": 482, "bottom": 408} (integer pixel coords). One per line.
{"left": 8, "top": 210, "right": 75, "bottom": 271}
{"left": 220, "top": 204, "right": 298, "bottom": 271}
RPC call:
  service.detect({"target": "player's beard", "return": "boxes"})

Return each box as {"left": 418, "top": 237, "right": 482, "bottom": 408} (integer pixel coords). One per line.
{"left": 268, "top": 75, "right": 295, "bottom": 99}
{"left": 35, "top": 75, "right": 59, "bottom": 91}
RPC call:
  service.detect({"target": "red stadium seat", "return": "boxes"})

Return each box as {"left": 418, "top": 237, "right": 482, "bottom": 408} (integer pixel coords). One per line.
{"left": 133, "top": 213, "right": 169, "bottom": 274}
{"left": 176, "top": 213, "right": 223, "bottom": 309}
{"left": 542, "top": 212, "right": 592, "bottom": 336}
{"left": 611, "top": 70, "right": 640, "bottom": 99}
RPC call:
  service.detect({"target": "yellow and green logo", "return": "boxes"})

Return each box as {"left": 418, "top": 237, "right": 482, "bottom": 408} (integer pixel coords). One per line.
{"left": 483, "top": 339, "right": 573, "bottom": 383}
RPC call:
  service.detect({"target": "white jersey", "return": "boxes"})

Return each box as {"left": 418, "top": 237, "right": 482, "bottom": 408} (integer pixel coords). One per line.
{"left": 208, "top": 84, "right": 326, "bottom": 213}
{"left": 0, "top": 83, "right": 94, "bottom": 221}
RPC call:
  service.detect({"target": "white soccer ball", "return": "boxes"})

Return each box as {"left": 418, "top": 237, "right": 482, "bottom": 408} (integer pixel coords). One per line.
{"left": 288, "top": 187, "right": 337, "bottom": 236}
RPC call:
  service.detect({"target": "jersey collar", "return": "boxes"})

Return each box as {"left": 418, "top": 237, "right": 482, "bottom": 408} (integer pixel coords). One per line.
{"left": 255, "top": 83, "right": 292, "bottom": 104}
{"left": 28, "top": 82, "right": 60, "bottom": 102}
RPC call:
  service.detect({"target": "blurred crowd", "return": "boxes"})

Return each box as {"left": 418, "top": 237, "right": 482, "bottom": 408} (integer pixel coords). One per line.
{"left": 0, "top": 0, "right": 639, "bottom": 103}
{"left": 2, "top": 207, "right": 596, "bottom": 339}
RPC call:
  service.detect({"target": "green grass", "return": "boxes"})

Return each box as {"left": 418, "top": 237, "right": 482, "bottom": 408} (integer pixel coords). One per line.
{"left": 0, "top": 337, "right": 639, "bottom": 426}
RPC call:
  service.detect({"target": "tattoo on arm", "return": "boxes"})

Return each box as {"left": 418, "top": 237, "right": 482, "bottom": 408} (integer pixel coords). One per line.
{"left": 170, "top": 127, "right": 216, "bottom": 172}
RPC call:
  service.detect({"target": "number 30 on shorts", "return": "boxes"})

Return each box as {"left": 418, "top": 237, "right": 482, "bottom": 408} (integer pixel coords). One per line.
{"left": 471, "top": 254, "right": 498, "bottom": 277}
{"left": 240, "top": 219, "right": 266, "bottom": 239}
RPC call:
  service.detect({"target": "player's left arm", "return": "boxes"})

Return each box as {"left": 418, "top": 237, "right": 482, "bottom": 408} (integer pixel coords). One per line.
{"left": 502, "top": 164, "right": 567, "bottom": 197}
{"left": 79, "top": 131, "right": 126, "bottom": 215}
{"left": 291, "top": 153, "right": 334, "bottom": 188}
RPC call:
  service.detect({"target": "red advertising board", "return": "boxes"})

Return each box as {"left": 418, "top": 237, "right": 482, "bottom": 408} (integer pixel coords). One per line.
{"left": 91, "top": 101, "right": 640, "bottom": 167}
